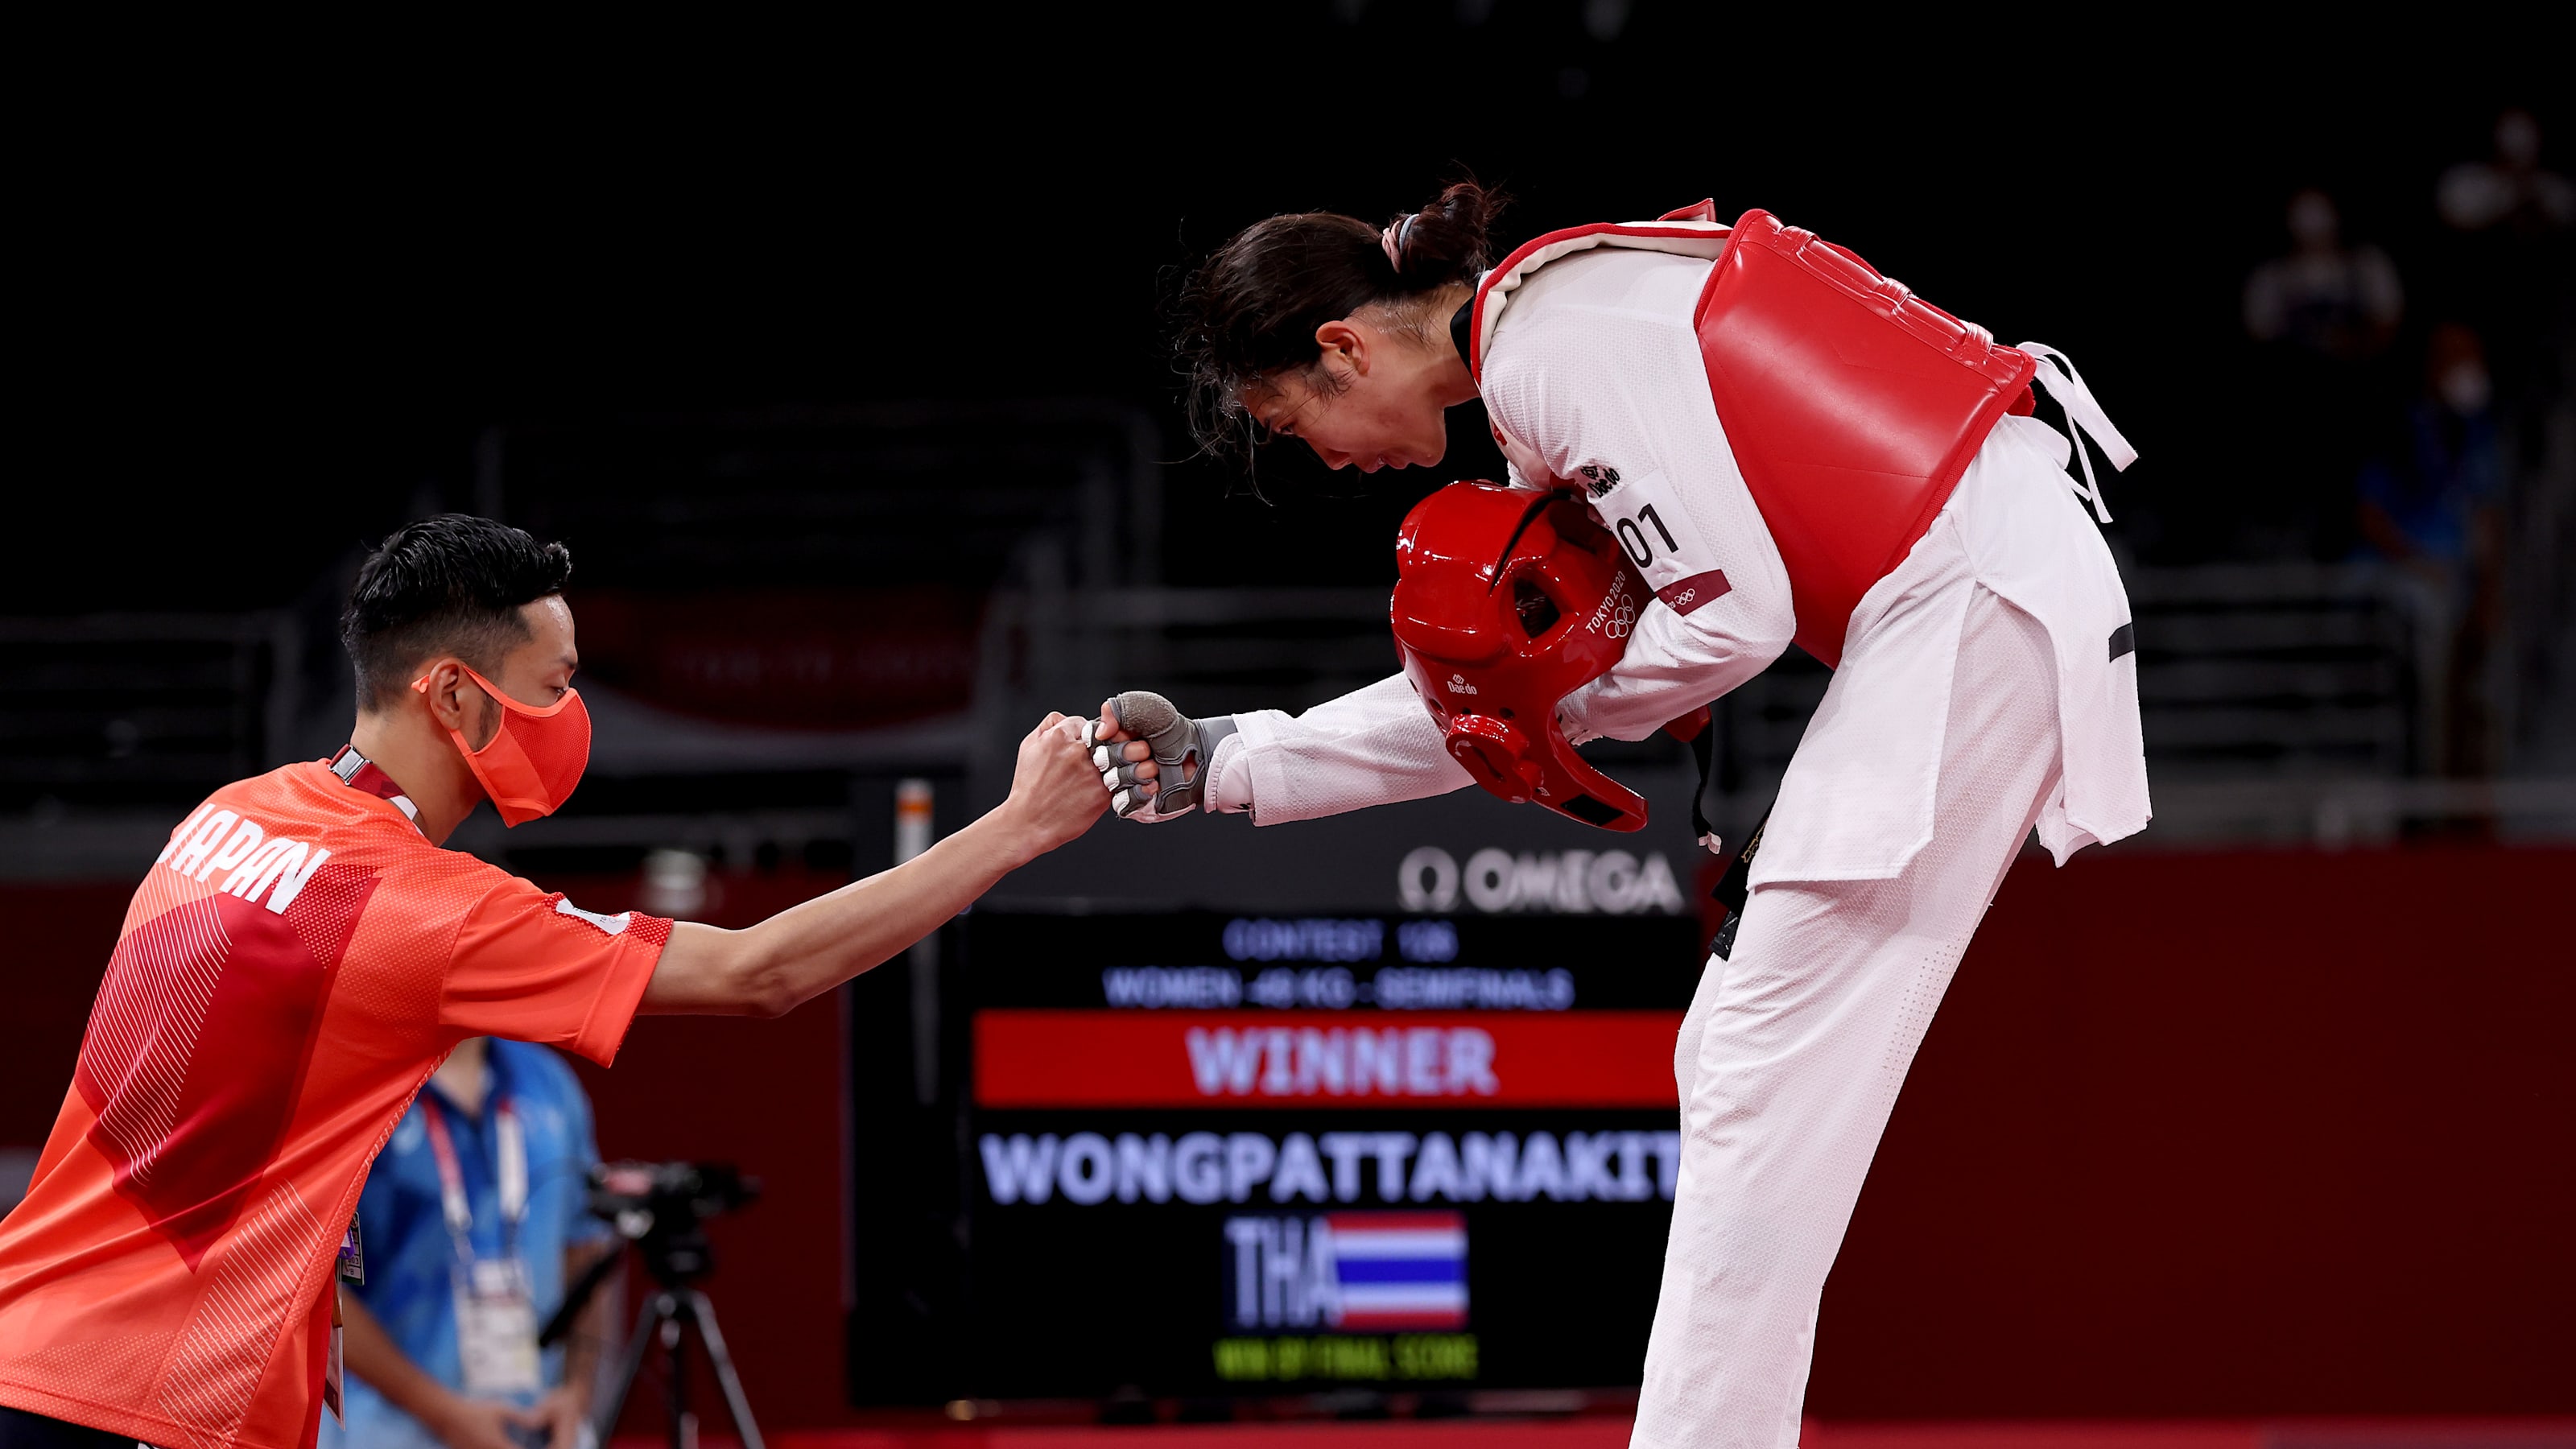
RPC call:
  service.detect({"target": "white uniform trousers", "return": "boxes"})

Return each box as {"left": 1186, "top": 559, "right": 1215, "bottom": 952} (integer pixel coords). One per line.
{"left": 1631, "top": 581, "right": 2065, "bottom": 1449}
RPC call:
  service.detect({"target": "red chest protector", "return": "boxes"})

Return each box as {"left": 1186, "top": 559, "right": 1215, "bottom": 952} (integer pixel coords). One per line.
{"left": 1468, "top": 204, "right": 2036, "bottom": 667}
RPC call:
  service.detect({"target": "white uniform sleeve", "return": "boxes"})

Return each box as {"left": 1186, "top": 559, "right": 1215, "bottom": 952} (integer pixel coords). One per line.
{"left": 1478, "top": 251, "right": 1797, "bottom": 742}
{"left": 1223, "top": 673, "right": 1473, "bottom": 825}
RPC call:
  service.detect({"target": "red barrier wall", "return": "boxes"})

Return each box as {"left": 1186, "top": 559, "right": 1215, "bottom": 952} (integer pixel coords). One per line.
{"left": 1811, "top": 844, "right": 2575, "bottom": 1418}
{"left": 5, "top": 845, "right": 2570, "bottom": 1422}
{"left": 0, "top": 880, "right": 136, "bottom": 1155}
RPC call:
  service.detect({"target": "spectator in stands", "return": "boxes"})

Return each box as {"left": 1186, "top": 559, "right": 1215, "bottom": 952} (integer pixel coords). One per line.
{"left": 2438, "top": 109, "right": 2576, "bottom": 238}
{"left": 320, "top": 1038, "right": 611, "bottom": 1449}
{"left": 2434, "top": 108, "right": 2573, "bottom": 434}
{"left": 2359, "top": 324, "right": 2504, "bottom": 776}
{"left": 2243, "top": 189, "right": 2406, "bottom": 561}
{"left": 2245, "top": 189, "right": 2406, "bottom": 364}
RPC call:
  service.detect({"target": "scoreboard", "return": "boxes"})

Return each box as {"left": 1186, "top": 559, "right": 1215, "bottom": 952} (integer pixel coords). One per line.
{"left": 844, "top": 909, "right": 1704, "bottom": 1401}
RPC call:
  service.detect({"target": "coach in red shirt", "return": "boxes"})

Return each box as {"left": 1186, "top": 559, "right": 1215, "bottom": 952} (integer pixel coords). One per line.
{"left": 0, "top": 515, "right": 1105, "bottom": 1449}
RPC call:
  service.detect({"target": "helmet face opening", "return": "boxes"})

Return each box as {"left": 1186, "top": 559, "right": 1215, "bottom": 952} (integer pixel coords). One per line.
{"left": 1512, "top": 576, "right": 1563, "bottom": 637}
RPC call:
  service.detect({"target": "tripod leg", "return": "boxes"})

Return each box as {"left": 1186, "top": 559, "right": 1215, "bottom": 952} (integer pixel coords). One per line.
{"left": 682, "top": 1290, "right": 766, "bottom": 1449}
{"left": 663, "top": 1310, "right": 691, "bottom": 1449}
{"left": 592, "top": 1290, "right": 673, "bottom": 1448}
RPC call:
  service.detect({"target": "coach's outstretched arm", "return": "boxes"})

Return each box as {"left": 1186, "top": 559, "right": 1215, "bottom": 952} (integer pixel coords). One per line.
{"left": 641, "top": 714, "right": 1102, "bottom": 1018}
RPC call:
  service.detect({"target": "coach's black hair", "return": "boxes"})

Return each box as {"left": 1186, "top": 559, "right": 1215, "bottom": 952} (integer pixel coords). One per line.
{"left": 1171, "top": 179, "right": 1505, "bottom": 468}
{"left": 341, "top": 514, "right": 574, "bottom": 711}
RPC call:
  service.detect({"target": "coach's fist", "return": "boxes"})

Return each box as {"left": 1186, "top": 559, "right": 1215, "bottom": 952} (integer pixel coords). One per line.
{"left": 1001, "top": 712, "right": 1109, "bottom": 854}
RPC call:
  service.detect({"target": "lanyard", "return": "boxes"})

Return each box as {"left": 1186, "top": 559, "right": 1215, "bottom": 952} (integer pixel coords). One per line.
{"left": 419, "top": 1093, "right": 527, "bottom": 1255}
{"left": 328, "top": 744, "right": 423, "bottom": 830}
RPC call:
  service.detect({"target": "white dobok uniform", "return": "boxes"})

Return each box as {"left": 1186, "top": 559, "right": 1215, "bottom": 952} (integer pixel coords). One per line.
{"left": 1199, "top": 246, "right": 2150, "bottom": 1448}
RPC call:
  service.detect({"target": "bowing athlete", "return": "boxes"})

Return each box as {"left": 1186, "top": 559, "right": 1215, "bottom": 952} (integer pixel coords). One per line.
{"left": 1092, "top": 183, "right": 2149, "bottom": 1447}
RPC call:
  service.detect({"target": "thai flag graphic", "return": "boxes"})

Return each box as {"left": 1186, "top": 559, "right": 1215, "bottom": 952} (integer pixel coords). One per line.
{"left": 1327, "top": 1211, "right": 1468, "bottom": 1330}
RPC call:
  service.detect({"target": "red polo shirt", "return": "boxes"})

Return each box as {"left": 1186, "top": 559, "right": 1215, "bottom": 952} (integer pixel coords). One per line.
{"left": 0, "top": 754, "right": 671, "bottom": 1449}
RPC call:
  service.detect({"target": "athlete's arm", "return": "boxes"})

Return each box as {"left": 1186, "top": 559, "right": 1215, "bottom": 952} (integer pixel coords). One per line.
{"left": 1555, "top": 545, "right": 1790, "bottom": 742}
{"left": 641, "top": 714, "right": 1102, "bottom": 1017}
{"left": 1094, "top": 674, "right": 1472, "bottom": 827}
{"left": 1480, "top": 291, "right": 1797, "bottom": 742}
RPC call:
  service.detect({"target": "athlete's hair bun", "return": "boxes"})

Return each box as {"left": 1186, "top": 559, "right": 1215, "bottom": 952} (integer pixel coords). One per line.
{"left": 1385, "top": 180, "right": 1502, "bottom": 286}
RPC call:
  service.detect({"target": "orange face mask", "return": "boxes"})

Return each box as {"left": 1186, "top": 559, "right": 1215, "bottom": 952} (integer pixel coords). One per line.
{"left": 414, "top": 663, "right": 592, "bottom": 827}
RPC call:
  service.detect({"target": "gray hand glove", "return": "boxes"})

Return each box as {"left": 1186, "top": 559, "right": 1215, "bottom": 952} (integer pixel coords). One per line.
{"left": 1083, "top": 691, "right": 1240, "bottom": 824}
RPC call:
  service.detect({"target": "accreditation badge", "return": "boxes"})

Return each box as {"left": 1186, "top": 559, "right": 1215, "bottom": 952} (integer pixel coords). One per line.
{"left": 455, "top": 1257, "right": 543, "bottom": 1396}
{"left": 337, "top": 1212, "right": 365, "bottom": 1284}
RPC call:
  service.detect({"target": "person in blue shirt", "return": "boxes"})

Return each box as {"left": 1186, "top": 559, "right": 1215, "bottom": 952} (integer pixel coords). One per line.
{"left": 2358, "top": 322, "right": 2505, "bottom": 776}
{"left": 324, "top": 1038, "right": 616, "bottom": 1449}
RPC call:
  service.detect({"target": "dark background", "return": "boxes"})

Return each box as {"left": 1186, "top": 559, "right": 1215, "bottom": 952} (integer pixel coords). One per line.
{"left": 19, "top": 21, "right": 2562, "bottom": 607}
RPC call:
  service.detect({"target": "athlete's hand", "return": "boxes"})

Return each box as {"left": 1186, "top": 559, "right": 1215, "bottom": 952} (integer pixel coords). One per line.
{"left": 1001, "top": 712, "right": 1108, "bottom": 855}
{"left": 1087, "top": 691, "right": 1239, "bottom": 823}
{"left": 1089, "top": 697, "right": 1161, "bottom": 803}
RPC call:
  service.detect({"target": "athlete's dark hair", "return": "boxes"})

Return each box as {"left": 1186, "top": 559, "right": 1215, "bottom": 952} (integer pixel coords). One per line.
{"left": 1172, "top": 179, "right": 1505, "bottom": 466}
{"left": 341, "top": 514, "right": 575, "bottom": 710}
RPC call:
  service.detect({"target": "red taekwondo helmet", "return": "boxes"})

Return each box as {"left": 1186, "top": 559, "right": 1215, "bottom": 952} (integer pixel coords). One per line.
{"left": 1390, "top": 479, "right": 1692, "bottom": 832}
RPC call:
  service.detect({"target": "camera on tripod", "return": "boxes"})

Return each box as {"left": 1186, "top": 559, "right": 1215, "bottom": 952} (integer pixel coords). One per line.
{"left": 588, "top": 1161, "right": 760, "bottom": 1283}
{"left": 544, "top": 1161, "right": 768, "bottom": 1449}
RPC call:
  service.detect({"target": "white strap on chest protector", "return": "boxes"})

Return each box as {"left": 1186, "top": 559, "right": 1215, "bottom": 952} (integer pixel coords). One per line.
{"left": 2016, "top": 342, "right": 2138, "bottom": 525}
